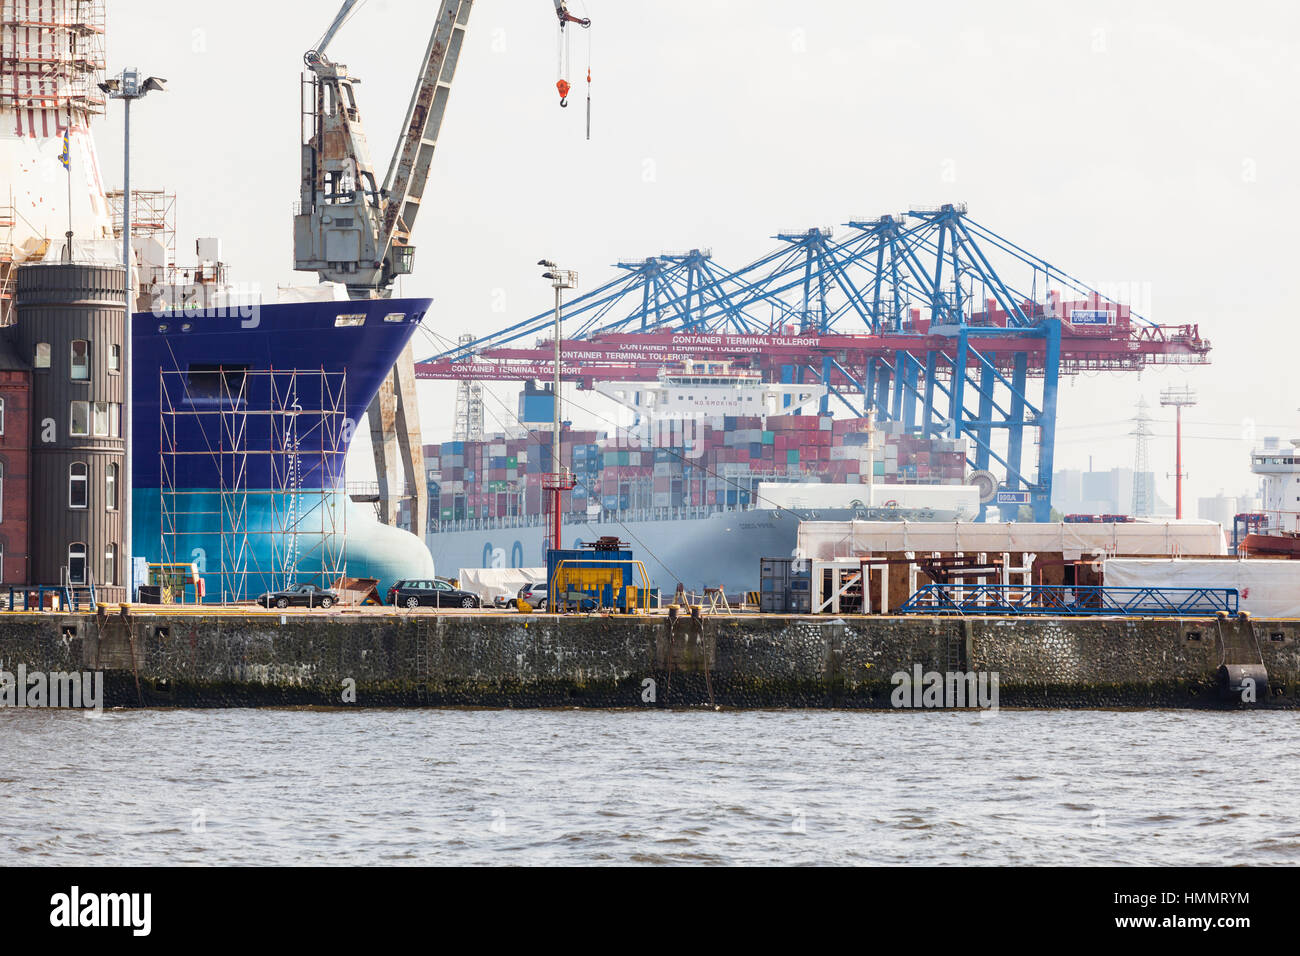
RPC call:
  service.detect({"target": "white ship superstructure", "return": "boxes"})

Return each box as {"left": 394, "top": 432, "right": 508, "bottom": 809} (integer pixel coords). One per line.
{"left": 1251, "top": 436, "right": 1300, "bottom": 534}
{"left": 594, "top": 359, "right": 826, "bottom": 423}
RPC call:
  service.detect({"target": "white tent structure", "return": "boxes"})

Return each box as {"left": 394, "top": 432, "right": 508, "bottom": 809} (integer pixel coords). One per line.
{"left": 455, "top": 567, "right": 545, "bottom": 605}
{"left": 1104, "top": 558, "right": 1300, "bottom": 619}
{"left": 796, "top": 520, "right": 1228, "bottom": 562}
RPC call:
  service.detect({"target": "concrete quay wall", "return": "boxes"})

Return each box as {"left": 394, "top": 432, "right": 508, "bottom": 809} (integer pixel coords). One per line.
{"left": 0, "top": 610, "right": 1295, "bottom": 709}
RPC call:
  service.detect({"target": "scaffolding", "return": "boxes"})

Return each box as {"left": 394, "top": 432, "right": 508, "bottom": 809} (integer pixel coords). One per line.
{"left": 107, "top": 188, "right": 175, "bottom": 287}
{"left": 160, "top": 367, "right": 348, "bottom": 603}
{"left": 453, "top": 332, "right": 485, "bottom": 442}
{"left": 0, "top": 191, "right": 14, "bottom": 326}
{"left": 0, "top": 0, "right": 107, "bottom": 116}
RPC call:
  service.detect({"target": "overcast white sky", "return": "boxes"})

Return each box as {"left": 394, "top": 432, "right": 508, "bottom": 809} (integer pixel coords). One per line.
{"left": 102, "top": 0, "right": 1300, "bottom": 505}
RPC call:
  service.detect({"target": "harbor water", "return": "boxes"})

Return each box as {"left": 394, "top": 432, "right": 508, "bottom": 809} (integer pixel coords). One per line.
{"left": 2, "top": 708, "right": 1296, "bottom": 866}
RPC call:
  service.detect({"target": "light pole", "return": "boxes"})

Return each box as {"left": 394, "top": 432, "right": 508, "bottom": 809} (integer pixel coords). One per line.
{"left": 538, "top": 260, "right": 577, "bottom": 551}
{"left": 1160, "top": 385, "right": 1197, "bottom": 520}
{"left": 99, "top": 68, "right": 165, "bottom": 599}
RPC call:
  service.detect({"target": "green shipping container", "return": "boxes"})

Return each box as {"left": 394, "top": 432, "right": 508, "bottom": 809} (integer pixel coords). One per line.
{"left": 874, "top": 461, "right": 886, "bottom": 476}
{"left": 762, "top": 431, "right": 774, "bottom": 444}
{"left": 787, "top": 450, "right": 800, "bottom": 464}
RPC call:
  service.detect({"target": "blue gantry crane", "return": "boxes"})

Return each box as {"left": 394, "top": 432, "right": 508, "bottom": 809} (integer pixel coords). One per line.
{"left": 416, "top": 204, "right": 1211, "bottom": 521}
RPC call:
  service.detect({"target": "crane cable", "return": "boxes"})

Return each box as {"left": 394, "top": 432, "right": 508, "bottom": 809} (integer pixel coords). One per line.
{"left": 555, "top": 2, "right": 592, "bottom": 126}
{"left": 556, "top": 14, "right": 571, "bottom": 106}
{"left": 583, "top": 0, "right": 592, "bottom": 139}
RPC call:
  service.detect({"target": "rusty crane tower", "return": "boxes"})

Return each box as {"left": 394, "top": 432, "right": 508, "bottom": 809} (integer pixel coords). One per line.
{"left": 292, "top": 0, "right": 589, "bottom": 534}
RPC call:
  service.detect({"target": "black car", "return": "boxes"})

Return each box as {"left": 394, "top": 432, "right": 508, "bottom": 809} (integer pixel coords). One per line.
{"left": 389, "top": 578, "right": 481, "bottom": 609}
{"left": 257, "top": 583, "right": 339, "bottom": 609}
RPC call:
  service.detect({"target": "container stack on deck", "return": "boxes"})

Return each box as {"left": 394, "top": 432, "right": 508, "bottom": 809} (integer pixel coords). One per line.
{"left": 424, "top": 413, "right": 968, "bottom": 525}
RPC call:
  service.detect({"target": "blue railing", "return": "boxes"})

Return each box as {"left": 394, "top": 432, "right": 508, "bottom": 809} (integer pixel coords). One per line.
{"left": 896, "top": 584, "right": 1239, "bottom": 617}
{"left": 4, "top": 585, "right": 95, "bottom": 612}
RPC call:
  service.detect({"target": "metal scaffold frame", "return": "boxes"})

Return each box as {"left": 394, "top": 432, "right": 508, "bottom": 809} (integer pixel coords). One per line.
{"left": 160, "top": 368, "right": 348, "bottom": 603}
{"left": 0, "top": 0, "right": 107, "bottom": 116}
{"left": 107, "top": 188, "right": 175, "bottom": 285}
{"left": 0, "top": 188, "right": 15, "bottom": 326}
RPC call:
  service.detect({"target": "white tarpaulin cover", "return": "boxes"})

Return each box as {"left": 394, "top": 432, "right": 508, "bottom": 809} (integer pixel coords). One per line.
{"left": 455, "top": 567, "right": 546, "bottom": 604}
{"left": 1103, "top": 559, "right": 1300, "bottom": 619}
{"left": 797, "top": 520, "right": 1228, "bottom": 561}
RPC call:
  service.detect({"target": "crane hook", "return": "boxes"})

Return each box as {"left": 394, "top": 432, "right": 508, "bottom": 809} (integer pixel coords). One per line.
{"left": 556, "top": 78, "right": 571, "bottom": 108}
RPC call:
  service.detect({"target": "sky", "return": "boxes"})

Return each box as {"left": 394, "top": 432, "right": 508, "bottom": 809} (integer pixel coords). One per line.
{"left": 100, "top": 0, "right": 1300, "bottom": 507}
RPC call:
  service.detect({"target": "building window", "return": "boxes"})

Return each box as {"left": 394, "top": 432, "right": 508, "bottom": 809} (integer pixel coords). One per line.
{"left": 34, "top": 342, "right": 50, "bottom": 369}
{"left": 70, "top": 401, "right": 89, "bottom": 437}
{"left": 0, "top": 397, "right": 5, "bottom": 435}
{"left": 110, "top": 403, "right": 120, "bottom": 438}
{"left": 104, "top": 544, "right": 117, "bottom": 587}
{"left": 68, "top": 542, "right": 86, "bottom": 585}
{"left": 93, "top": 402, "right": 110, "bottom": 437}
{"left": 71, "top": 340, "right": 90, "bottom": 380}
{"left": 69, "top": 462, "right": 88, "bottom": 509}
{"left": 106, "top": 463, "right": 118, "bottom": 511}
{"left": 109, "top": 344, "right": 121, "bottom": 373}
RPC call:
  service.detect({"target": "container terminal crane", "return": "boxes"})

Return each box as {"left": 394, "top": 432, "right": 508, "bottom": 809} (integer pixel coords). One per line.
{"left": 416, "top": 205, "right": 1212, "bottom": 527}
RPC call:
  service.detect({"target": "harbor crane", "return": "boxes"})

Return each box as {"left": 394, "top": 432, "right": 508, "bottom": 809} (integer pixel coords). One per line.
{"left": 293, "top": 0, "right": 590, "bottom": 535}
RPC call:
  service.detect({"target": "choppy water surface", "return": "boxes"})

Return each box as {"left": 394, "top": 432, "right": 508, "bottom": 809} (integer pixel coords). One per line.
{"left": 1, "top": 708, "right": 1297, "bottom": 865}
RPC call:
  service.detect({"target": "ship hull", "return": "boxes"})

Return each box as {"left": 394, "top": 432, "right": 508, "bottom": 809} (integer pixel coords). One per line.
{"left": 131, "top": 297, "right": 437, "bottom": 600}
{"left": 426, "top": 507, "right": 966, "bottom": 595}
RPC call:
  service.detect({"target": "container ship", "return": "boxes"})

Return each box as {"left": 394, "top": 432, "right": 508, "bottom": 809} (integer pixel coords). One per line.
{"left": 424, "top": 363, "right": 980, "bottom": 594}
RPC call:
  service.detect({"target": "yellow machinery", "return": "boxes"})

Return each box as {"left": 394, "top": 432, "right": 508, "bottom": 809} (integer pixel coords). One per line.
{"left": 147, "top": 563, "right": 203, "bottom": 604}
{"left": 547, "top": 558, "right": 652, "bottom": 613}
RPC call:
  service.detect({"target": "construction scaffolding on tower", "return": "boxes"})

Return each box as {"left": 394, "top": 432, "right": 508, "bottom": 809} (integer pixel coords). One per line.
{"left": 0, "top": 0, "right": 107, "bottom": 116}
{"left": 415, "top": 204, "right": 1212, "bottom": 522}
{"left": 107, "top": 188, "right": 176, "bottom": 287}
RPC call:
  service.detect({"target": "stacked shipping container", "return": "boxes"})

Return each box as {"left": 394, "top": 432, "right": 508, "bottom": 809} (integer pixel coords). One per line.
{"left": 425, "top": 414, "right": 968, "bottom": 525}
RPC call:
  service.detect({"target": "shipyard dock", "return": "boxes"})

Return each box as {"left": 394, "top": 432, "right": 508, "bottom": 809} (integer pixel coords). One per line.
{"left": 1, "top": 607, "right": 1296, "bottom": 710}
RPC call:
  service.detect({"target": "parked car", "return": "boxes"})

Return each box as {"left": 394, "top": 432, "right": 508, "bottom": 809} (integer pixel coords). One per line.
{"left": 515, "top": 582, "right": 548, "bottom": 611}
{"left": 388, "top": 578, "right": 482, "bottom": 609}
{"left": 257, "top": 583, "right": 338, "bottom": 609}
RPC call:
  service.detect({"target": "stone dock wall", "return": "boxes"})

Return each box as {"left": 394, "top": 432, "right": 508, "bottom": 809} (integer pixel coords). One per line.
{"left": 0, "top": 609, "right": 1297, "bottom": 709}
